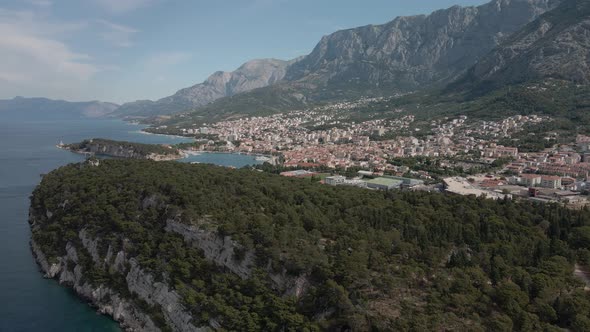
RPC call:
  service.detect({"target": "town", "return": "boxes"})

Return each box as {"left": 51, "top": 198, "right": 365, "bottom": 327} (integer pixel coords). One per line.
{"left": 156, "top": 100, "right": 590, "bottom": 207}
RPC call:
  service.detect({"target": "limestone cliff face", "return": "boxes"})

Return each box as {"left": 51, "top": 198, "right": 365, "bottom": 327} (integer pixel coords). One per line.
{"left": 30, "top": 208, "right": 310, "bottom": 331}
{"left": 30, "top": 206, "right": 209, "bottom": 332}
{"left": 31, "top": 240, "right": 161, "bottom": 332}
{"left": 111, "top": 0, "right": 567, "bottom": 122}
{"left": 462, "top": 0, "right": 590, "bottom": 90}
{"left": 149, "top": 0, "right": 566, "bottom": 123}
{"left": 165, "top": 220, "right": 310, "bottom": 298}
{"left": 285, "top": 0, "right": 561, "bottom": 90}
{"left": 178, "top": 59, "right": 291, "bottom": 102}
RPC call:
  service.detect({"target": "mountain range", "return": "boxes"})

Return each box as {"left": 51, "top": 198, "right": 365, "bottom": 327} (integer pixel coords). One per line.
{"left": 112, "top": 58, "right": 295, "bottom": 118}
{"left": 457, "top": 0, "right": 590, "bottom": 92}
{"left": 284, "top": 0, "right": 561, "bottom": 89}
{"left": 0, "top": 97, "right": 119, "bottom": 119}
{"left": 118, "top": 0, "right": 574, "bottom": 121}
{"left": 4, "top": 0, "right": 588, "bottom": 124}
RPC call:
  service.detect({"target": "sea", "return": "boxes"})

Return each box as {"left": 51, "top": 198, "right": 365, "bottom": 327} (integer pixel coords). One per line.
{"left": 0, "top": 112, "right": 261, "bottom": 332}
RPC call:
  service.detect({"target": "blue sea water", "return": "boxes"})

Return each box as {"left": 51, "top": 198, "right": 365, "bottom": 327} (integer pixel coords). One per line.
{"left": 0, "top": 114, "right": 260, "bottom": 331}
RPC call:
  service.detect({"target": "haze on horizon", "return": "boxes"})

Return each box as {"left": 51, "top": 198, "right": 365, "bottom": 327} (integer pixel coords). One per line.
{"left": 0, "top": 0, "right": 487, "bottom": 104}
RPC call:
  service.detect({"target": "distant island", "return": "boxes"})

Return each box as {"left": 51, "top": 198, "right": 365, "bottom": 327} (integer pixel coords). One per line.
{"left": 60, "top": 138, "right": 184, "bottom": 161}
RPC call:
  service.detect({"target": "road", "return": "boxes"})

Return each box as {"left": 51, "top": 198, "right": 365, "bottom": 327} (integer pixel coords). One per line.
{"left": 575, "top": 264, "right": 590, "bottom": 291}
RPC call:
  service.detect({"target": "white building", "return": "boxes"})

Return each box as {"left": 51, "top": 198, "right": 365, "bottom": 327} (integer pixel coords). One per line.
{"left": 325, "top": 176, "right": 346, "bottom": 186}
{"left": 540, "top": 176, "right": 562, "bottom": 189}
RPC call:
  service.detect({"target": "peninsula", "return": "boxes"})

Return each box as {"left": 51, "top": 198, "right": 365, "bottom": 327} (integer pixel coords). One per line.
{"left": 61, "top": 138, "right": 184, "bottom": 161}
{"left": 30, "top": 159, "right": 590, "bottom": 331}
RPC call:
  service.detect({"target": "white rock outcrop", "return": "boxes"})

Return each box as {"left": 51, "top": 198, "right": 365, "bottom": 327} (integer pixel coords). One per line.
{"left": 165, "top": 219, "right": 310, "bottom": 298}
{"left": 31, "top": 227, "right": 209, "bottom": 332}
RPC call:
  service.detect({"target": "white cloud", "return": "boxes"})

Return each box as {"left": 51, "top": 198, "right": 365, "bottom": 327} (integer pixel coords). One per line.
{"left": 0, "top": 8, "right": 86, "bottom": 37}
{"left": 94, "top": 0, "right": 154, "bottom": 14}
{"left": 0, "top": 9, "right": 99, "bottom": 99}
{"left": 0, "top": 23, "right": 97, "bottom": 81}
{"left": 96, "top": 19, "right": 138, "bottom": 47}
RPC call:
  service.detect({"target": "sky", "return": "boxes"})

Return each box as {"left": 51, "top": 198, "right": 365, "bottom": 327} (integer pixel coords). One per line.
{"left": 0, "top": 0, "right": 489, "bottom": 104}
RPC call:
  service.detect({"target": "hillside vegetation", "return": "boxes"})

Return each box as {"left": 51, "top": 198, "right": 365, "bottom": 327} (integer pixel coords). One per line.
{"left": 31, "top": 160, "right": 590, "bottom": 331}
{"left": 65, "top": 139, "right": 181, "bottom": 159}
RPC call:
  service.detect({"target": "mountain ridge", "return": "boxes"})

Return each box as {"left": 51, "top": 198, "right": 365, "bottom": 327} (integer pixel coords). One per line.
{"left": 113, "top": 58, "right": 296, "bottom": 118}
{"left": 0, "top": 97, "right": 119, "bottom": 118}
{"left": 455, "top": 0, "right": 590, "bottom": 93}
{"left": 285, "top": 0, "right": 562, "bottom": 88}
{"left": 152, "top": 0, "right": 564, "bottom": 125}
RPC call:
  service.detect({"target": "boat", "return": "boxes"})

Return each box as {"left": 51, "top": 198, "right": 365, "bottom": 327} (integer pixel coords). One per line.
{"left": 184, "top": 150, "right": 202, "bottom": 156}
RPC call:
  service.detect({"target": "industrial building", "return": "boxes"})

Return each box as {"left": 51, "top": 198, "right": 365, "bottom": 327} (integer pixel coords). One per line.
{"left": 366, "top": 177, "right": 403, "bottom": 190}
{"left": 325, "top": 175, "right": 346, "bottom": 185}
{"left": 280, "top": 170, "right": 317, "bottom": 178}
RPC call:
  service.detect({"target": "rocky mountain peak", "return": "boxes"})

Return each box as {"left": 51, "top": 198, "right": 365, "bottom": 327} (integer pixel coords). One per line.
{"left": 113, "top": 0, "right": 567, "bottom": 119}
{"left": 459, "top": 0, "right": 590, "bottom": 91}
{"left": 114, "top": 58, "right": 293, "bottom": 117}
{"left": 284, "top": 0, "right": 562, "bottom": 90}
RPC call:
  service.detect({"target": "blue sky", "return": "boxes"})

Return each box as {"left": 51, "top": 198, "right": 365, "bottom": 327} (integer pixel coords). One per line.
{"left": 0, "top": 0, "right": 488, "bottom": 104}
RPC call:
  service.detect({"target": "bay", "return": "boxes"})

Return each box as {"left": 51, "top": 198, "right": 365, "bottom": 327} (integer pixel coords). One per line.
{"left": 0, "top": 114, "right": 261, "bottom": 331}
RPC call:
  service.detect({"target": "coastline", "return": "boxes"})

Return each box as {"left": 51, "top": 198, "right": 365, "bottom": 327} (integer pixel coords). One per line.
{"left": 27, "top": 121, "right": 272, "bottom": 331}
{"left": 29, "top": 240, "right": 134, "bottom": 331}
{"left": 122, "top": 119, "right": 276, "bottom": 162}
{"left": 135, "top": 128, "right": 196, "bottom": 141}
{"left": 57, "top": 144, "right": 186, "bottom": 162}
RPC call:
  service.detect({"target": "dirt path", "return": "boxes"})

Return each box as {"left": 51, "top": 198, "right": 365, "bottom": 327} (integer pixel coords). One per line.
{"left": 574, "top": 264, "right": 590, "bottom": 291}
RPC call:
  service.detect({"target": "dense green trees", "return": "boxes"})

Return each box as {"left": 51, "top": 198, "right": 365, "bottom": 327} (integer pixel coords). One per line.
{"left": 66, "top": 138, "right": 179, "bottom": 157}
{"left": 31, "top": 160, "right": 590, "bottom": 331}
{"left": 388, "top": 156, "right": 511, "bottom": 179}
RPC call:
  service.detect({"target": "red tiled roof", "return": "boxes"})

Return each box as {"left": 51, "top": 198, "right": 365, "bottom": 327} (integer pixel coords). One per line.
{"left": 521, "top": 174, "right": 541, "bottom": 179}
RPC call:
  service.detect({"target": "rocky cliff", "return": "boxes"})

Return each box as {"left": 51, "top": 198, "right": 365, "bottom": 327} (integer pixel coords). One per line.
{"left": 31, "top": 239, "right": 161, "bottom": 332}
{"left": 458, "top": 0, "right": 590, "bottom": 92}
{"left": 29, "top": 206, "right": 308, "bottom": 332}
{"left": 116, "top": 0, "right": 561, "bottom": 120}
{"left": 29, "top": 159, "right": 590, "bottom": 331}
{"left": 30, "top": 206, "right": 212, "bottom": 332}
{"left": 165, "top": 220, "right": 309, "bottom": 298}
{"left": 286, "top": 0, "right": 561, "bottom": 90}
{"left": 151, "top": 0, "right": 564, "bottom": 125}
{"left": 28, "top": 164, "right": 311, "bottom": 331}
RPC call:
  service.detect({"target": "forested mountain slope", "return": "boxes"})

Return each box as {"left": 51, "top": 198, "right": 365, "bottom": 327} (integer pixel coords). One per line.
{"left": 31, "top": 160, "right": 590, "bottom": 331}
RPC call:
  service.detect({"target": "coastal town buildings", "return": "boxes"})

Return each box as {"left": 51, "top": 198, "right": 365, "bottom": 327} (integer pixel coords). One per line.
{"left": 170, "top": 99, "right": 590, "bottom": 203}
{"left": 175, "top": 105, "right": 552, "bottom": 174}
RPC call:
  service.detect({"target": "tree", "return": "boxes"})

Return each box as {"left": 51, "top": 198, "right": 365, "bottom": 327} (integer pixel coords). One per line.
{"left": 572, "top": 226, "right": 590, "bottom": 249}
